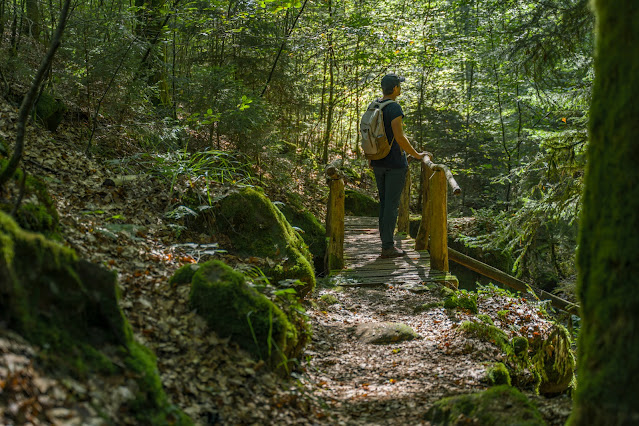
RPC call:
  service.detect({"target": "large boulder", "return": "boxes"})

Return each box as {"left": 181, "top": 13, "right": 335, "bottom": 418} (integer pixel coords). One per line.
{"left": 188, "top": 260, "right": 305, "bottom": 372}
{"left": 426, "top": 385, "right": 545, "bottom": 425}
{"left": 275, "top": 193, "right": 326, "bottom": 276}
{"left": 211, "top": 187, "right": 315, "bottom": 297}
{"left": 0, "top": 211, "right": 188, "bottom": 424}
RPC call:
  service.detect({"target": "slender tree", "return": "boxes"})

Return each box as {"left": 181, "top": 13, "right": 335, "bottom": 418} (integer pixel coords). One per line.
{"left": 569, "top": 0, "right": 639, "bottom": 423}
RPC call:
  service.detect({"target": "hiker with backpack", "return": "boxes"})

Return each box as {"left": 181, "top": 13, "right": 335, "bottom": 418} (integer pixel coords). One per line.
{"left": 360, "top": 73, "right": 428, "bottom": 259}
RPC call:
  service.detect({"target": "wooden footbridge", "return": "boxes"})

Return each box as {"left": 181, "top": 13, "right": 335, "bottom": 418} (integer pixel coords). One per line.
{"left": 324, "top": 156, "right": 579, "bottom": 314}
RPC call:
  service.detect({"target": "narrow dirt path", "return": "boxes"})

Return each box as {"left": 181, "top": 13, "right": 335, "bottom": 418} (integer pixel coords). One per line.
{"left": 304, "top": 283, "right": 573, "bottom": 425}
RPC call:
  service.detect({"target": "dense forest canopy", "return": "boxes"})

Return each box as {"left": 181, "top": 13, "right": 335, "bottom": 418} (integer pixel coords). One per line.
{"left": 1, "top": 0, "right": 592, "bottom": 289}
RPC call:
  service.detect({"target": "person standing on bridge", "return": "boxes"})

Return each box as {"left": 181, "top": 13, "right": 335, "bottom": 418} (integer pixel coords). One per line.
{"left": 371, "top": 73, "right": 427, "bottom": 258}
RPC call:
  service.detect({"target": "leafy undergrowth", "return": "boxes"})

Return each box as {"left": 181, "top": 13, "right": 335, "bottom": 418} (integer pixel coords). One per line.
{"left": 1, "top": 96, "right": 573, "bottom": 424}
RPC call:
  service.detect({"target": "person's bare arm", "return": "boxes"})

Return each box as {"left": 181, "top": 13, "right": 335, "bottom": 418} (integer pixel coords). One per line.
{"left": 391, "top": 116, "right": 424, "bottom": 160}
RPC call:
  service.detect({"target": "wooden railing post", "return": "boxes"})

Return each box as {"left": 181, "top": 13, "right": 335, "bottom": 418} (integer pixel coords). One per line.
{"left": 415, "top": 162, "right": 434, "bottom": 250}
{"left": 429, "top": 169, "right": 448, "bottom": 272}
{"left": 397, "top": 167, "right": 412, "bottom": 234}
{"left": 325, "top": 162, "right": 345, "bottom": 271}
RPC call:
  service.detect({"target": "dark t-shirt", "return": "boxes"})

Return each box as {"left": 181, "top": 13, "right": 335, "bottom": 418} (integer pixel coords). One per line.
{"left": 370, "top": 100, "right": 408, "bottom": 169}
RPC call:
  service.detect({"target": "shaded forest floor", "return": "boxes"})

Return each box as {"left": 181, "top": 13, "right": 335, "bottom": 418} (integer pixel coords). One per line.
{"left": 1, "top": 98, "right": 573, "bottom": 424}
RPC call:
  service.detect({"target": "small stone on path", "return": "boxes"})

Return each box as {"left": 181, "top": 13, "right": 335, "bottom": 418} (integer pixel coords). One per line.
{"left": 354, "top": 322, "right": 419, "bottom": 344}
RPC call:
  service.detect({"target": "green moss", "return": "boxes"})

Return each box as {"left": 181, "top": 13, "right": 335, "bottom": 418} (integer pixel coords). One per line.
{"left": 570, "top": 2, "right": 639, "bottom": 422}
{"left": 276, "top": 193, "right": 326, "bottom": 274}
{"left": 35, "top": 92, "right": 66, "bottom": 131}
{"left": 413, "top": 301, "right": 444, "bottom": 314}
{"left": 0, "top": 211, "right": 190, "bottom": 424}
{"left": 531, "top": 325, "right": 575, "bottom": 394}
{"left": 125, "top": 341, "right": 190, "bottom": 425}
{"left": 189, "top": 260, "right": 300, "bottom": 372}
{"left": 444, "top": 291, "right": 478, "bottom": 313}
{"left": 344, "top": 189, "right": 378, "bottom": 216}
{"left": 486, "top": 362, "right": 511, "bottom": 386}
{"left": 426, "top": 385, "right": 545, "bottom": 425}
{"left": 439, "top": 286, "right": 455, "bottom": 298}
{"left": 477, "top": 314, "right": 494, "bottom": 325}
{"left": 0, "top": 161, "right": 60, "bottom": 237}
{"left": 319, "top": 293, "right": 339, "bottom": 305}
{"left": 512, "top": 336, "right": 529, "bottom": 359}
{"left": 214, "top": 187, "right": 315, "bottom": 297}
{"left": 169, "top": 263, "right": 199, "bottom": 287}
{"left": 460, "top": 321, "right": 513, "bottom": 356}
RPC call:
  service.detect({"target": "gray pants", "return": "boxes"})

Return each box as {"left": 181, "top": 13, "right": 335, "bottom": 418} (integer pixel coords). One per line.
{"left": 373, "top": 167, "right": 407, "bottom": 250}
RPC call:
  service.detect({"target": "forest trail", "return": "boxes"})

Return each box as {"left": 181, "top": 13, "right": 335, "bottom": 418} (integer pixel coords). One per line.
{"left": 305, "top": 218, "right": 572, "bottom": 425}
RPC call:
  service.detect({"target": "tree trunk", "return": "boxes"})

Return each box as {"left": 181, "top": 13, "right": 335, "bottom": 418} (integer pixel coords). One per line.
{"left": 322, "top": 37, "right": 335, "bottom": 163}
{"left": 569, "top": 1, "right": 639, "bottom": 423}
{"left": 25, "top": 0, "right": 40, "bottom": 40}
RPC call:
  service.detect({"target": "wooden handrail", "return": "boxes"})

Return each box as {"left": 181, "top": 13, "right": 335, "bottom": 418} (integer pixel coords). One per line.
{"left": 324, "top": 161, "right": 345, "bottom": 271}
{"left": 325, "top": 154, "right": 461, "bottom": 275}
{"left": 448, "top": 248, "right": 580, "bottom": 315}
{"left": 412, "top": 154, "right": 461, "bottom": 272}
{"left": 421, "top": 156, "right": 462, "bottom": 195}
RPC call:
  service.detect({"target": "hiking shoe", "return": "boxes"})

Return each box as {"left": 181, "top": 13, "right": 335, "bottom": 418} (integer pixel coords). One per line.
{"left": 380, "top": 247, "right": 406, "bottom": 258}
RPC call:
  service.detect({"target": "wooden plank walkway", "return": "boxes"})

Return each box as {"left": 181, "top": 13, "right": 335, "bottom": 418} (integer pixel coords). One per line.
{"left": 331, "top": 216, "right": 458, "bottom": 289}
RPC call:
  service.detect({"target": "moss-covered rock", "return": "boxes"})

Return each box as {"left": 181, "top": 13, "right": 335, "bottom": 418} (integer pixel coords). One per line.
{"left": 188, "top": 260, "right": 301, "bottom": 372}
{"left": 275, "top": 193, "right": 327, "bottom": 276}
{"left": 210, "top": 187, "right": 315, "bottom": 296}
{"left": 0, "top": 211, "right": 189, "bottom": 424}
{"left": 344, "top": 189, "right": 378, "bottom": 217}
{"left": 354, "top": 322, "right": 419, "bottom": 344}
{"left": 425, "top": 385, "right": 545, "bottom": 425}
{"left": 169, "top": 263, "right": 199, "bottom": 287}
{"left": 531, "top": 325, "right": 575, "bottom": 394}
{"left": 486, "top": 362, "right": 511, "bottom": 386}
{"left": 36, "top": 92, "right": 66, "bottom": 132}
{"left": 444, "top": 290, "right": 478, "bottom": 313}
{"left": 413, "top": 301, "right": 444, "bottom": 314}
{"left": 0, "top": 162, "right": 60, "bottom": 237}
{"left": 319, "top": 293, "right": 339, "bottom": 306}
{"left": 460, "top": 319, "right": 574, "bottom": 395}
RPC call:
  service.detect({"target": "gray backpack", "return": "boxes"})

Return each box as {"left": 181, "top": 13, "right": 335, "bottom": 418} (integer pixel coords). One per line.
{"left": 359, "top": 99, "right": 395, "bottom": 160}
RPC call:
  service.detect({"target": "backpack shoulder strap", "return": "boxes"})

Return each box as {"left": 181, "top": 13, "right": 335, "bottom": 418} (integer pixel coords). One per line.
{"left": 379, "top": 99, "right": 395, "bottom": 110}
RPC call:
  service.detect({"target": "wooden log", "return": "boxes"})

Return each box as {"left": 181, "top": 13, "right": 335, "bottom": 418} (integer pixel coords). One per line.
{"left": 415, "top": 162, "right": 434, "bottom": 250}
{"left": 448, "top": 248, "right": 580, "bottom": 315}
{"left": 397, "top": 167, "right": 412, "bottom": 234}
{"left": 421, "top": 157, "right": 461, "bottom": 195}
{"left": 429, "top": 170, "right": 448, "bottom": 272}
{"left": 326, "top": 177, "right": 345, "bottom": 271}
{"left": 325, "top": 159, "right": 343, "bottom": 180}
